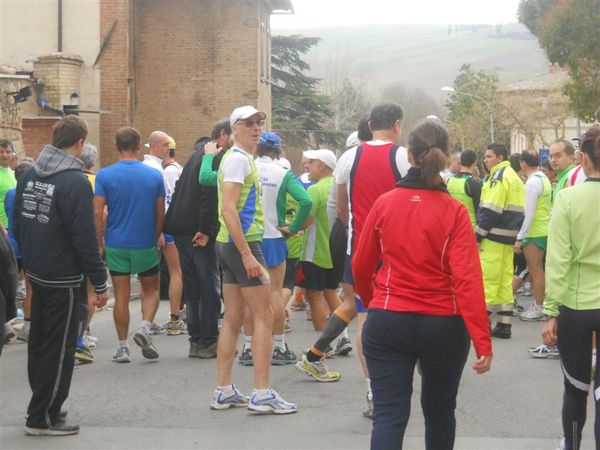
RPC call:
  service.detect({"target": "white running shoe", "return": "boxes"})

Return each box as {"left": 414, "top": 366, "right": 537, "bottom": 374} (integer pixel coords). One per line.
{"left": 248, "top": 388, "right": 297, "bottom": 414}
{"left": 528, "top": 344, "right": 559, "bottom": 359}
{"left": 519, "top": 303, "right": 545, "bottom": 321}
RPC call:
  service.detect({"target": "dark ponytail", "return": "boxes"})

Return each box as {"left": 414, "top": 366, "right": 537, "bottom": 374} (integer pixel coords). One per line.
{"left": 580, "top": 127, "right": 600, "bottom": 172}
{"left": 408, "top": 119, "right": 450, "bottom": 188}
{"left": 592, "top": 135, "right": 600, "bottom": 171}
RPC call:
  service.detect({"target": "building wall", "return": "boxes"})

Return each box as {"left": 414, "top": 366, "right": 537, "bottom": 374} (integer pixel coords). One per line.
{"left": 99, "top": 0, "right": 134, "bottom": 167}
{"left": 3, "top": 0, "right": 276, "bottom": 166}
{"left": 21, "top": 118, "right": 60, "bottom": 158}
{"left": 0, "top": 0, "right": 101, "bottom": 151}
{"left": 132, "top": 0, "right": 272, "bottom": 163}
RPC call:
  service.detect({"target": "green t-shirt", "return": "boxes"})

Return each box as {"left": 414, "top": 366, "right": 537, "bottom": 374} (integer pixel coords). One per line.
{"left": 285, "top": 194, "right": 302, "bottom": 258}
{"left": 301, "top": 176, "right": 334, "bottom": 268}
{"left": 0, "top": 167, "right": 17, "bottom": 227}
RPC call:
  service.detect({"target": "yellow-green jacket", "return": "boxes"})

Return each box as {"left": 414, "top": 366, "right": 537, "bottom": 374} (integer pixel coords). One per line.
{"left": 544, "top": 180, "right": 600, "bottom": 317}
{"left": 476, "top": 160, "right": 525, "bottom": 245}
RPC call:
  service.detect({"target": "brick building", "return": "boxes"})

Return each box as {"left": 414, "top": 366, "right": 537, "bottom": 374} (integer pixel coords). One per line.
{"left": 0, "top": 0, "right": 293, "bottom": 166}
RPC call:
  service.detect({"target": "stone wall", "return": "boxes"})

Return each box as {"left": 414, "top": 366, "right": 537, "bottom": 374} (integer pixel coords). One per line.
{"left": 0, "top": 74, "right": 31, "bottom": 154}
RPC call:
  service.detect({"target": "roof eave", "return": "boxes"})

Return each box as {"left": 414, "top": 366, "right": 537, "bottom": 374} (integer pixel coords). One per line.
{"left": 267, "top": 0, "right": 294, "bottom": 14}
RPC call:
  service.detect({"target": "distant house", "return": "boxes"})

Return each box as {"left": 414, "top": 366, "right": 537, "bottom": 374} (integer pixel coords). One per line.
{"left": 0, "top": 0, "right": 294, "bottom": 165}
{"left": 498, "top": 67, "right": 596, "bottom": 154}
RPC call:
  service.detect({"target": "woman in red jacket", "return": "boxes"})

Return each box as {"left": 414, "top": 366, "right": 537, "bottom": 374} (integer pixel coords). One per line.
{"left": 353, "top": 119, "right": 492, "bottom": 450}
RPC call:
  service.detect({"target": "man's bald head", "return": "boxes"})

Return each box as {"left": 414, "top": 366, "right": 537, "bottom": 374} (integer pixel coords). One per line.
{"left": 148, "top": 130, "right": 170, "bottom": 159}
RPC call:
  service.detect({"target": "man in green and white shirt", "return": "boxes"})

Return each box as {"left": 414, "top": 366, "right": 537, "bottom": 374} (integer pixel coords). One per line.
{"left": 210, "top": 106, "right": 296, "bottom": 415}
{"left": 514, "top": 150, "right": 552, "bottom": 323}
{"left": 299, "top": 149, "right": 340, "bottom": 333}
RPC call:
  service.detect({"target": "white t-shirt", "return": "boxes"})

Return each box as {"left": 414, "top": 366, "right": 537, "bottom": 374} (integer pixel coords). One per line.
{"left": 143, "top": 154, "right": 164, "bottom": 174}
{"left": 220, "top": 147, "right": 253, "bottom": 185}
{"left": 256, "top": 155, "right": 288, "bottom": 239}
{"left": 163, "top": 161, "right": 183, "bottom": 210}
{"left": 334, "top": 140, "right": 410, "bottom": 254}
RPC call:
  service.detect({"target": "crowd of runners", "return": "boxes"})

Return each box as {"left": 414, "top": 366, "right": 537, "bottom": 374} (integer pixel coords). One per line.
{"left": 0, "top": 102, "right": 599, "bottom": 450}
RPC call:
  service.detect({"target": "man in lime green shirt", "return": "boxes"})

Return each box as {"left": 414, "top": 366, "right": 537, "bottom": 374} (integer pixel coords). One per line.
{"left": 297, "top": 149, "right": 340, "bottom": 337}
{"left": 0, "top": 140, "right": 17, "bottom": 228}
{"left": 548, "top": 139, "right": 575, "bottom": 203}
{"left": 210, "top": 105, "right": 296, "bottom": 414}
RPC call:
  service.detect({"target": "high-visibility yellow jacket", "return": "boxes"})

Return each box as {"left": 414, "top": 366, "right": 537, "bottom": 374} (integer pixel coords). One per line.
{"left": 476, "top": 160, "right": 525, "bottom": 245}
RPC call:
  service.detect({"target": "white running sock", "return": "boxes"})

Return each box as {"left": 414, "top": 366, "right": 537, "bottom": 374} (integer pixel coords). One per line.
{"left": 243, "top": 335, "right": 252, "bottom": 351}
{"left": 118, "top": 340, "right": 129, "bottom": 349}
{"left": 273, "top": 334, "right": 286, "bottom": 351}
{"left": 341, "top": 328, "right": 349, "bottom": 339}
{"left": 366, "top": 378, "right": 372, "bottom": 401}
{"left": 141, "top": 320, "right": 152, "bottom": 334}
{"left": 217, "top": 384, "right": 234, "bottom": 393}
{"left": 253, "top": 388, "right": 270, "bottom": 397}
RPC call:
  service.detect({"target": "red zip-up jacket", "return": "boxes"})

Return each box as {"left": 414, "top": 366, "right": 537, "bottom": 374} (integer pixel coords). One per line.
{"left": 352, "top": 170, "right": 492, "bottom": 357}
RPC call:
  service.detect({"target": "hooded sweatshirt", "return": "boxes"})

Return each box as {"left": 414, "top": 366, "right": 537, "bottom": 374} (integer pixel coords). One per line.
{"left": 13, "top": 145, "right": 107, "bottom": 293}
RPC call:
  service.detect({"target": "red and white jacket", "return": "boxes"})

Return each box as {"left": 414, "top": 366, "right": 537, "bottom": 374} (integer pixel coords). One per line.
{"left": 352, "top": 169, "right": 492, "bottom": 357}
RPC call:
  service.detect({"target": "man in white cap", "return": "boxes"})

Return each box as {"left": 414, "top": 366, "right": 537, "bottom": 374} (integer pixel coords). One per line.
{"left": 210, "top": 105, "right": 297, "bottom": 414}
{"left": 294, "top": 149, "right": 344, "bottom": 379}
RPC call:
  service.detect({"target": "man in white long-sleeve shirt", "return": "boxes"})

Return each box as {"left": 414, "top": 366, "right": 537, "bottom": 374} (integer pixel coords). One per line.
{"left": 514, "top": 150, "right": 551, "bottom": 324}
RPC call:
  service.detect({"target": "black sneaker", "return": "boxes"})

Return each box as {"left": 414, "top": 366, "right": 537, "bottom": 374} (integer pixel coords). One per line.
{"left": 271, "top": 344, "right": 297, "bottom": 365}
{"left": 491, "top": 323, "right": 512, "bottom": 339}
{"left": 24, "top": 422, "right": 80, "bottom": 436}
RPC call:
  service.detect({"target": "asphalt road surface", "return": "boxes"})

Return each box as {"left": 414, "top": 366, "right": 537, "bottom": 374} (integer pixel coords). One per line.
{"left": 0, "top": 294, "right": 594, "bottom": 449}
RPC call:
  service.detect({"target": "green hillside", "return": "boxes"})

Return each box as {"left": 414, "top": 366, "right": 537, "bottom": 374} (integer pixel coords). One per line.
{"left": 273, "top": 23, "right": 549, "bottom": 100}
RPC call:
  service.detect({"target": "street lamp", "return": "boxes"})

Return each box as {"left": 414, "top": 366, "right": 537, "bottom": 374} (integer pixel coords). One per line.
{"left": 441, "top": 86, "right": 495, "bottom": 143}
{"left": 426, "top": 115, "right": 465, "bottom": 150}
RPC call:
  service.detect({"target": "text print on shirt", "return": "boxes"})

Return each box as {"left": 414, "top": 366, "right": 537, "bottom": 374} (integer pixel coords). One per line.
{"left": 22, "top": 180, "right": 55, "bottom": 224}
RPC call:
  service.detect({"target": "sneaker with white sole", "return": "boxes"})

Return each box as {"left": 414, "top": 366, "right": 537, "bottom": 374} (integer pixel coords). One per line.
{"left": 295, "top": 354, "right": 341, "bottom": 382}
{"left": 210, "top": 385, "right": 250, "bottom": 410}
{"left": 112, "top": 346, "right": 131, "bottom": 363}
{"left": 238, "top": 347, "right": 253, "bottom": 366}
{"left": 149, "top": 322, "right": 166, "bottom": 335}
{"left": 4, "top": 323, "right": 15, "bottom": 344}
{"left": 133, "top": 328, "right": 159, "bottom": 359}
{"left": 334, "top": 337, "right": 352, "bottom": 356}
{"left": 528, "top": 344, "right": 560, "bottom": 359}
{"left": 520, "top": 303, "right": 545, "bottom": 321}
{"left": 271, "top": 344, "right": 297, "bottom": 365}
{"left": 166, "top": 319, "right": 185, "bottom": 336}
{"left": 24, "top": 422, "right": 79, "bottom": 436}
{"left": 248, "top": 388, "right": 297, "bottom": 414}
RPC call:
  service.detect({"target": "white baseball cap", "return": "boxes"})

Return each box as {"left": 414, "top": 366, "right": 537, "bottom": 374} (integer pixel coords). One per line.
{"left": 303, "top": 149, "right": 337, "bottom": 170}
{"left": 229, "top": 105, "right": 266, "bottom": 126}
{"left": 346, "top": 131, "right": 360, "bottom": 149}
{"left": 275, "top": 157, "right": 291, "bottom": 171}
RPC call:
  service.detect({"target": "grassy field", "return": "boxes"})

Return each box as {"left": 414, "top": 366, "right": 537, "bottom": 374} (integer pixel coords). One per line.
{"left": 274, "top": 23, "right": 549, "bottom": 100}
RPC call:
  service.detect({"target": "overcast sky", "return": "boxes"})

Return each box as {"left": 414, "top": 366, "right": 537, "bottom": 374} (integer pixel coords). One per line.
{"left": 271, "top": 0, "right": 522, "bottom": 28}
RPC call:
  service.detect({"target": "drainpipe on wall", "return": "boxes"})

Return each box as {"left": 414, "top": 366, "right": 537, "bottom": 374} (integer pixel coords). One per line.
{"left": 58, "top": 0, "right": 63, "bottom": 52}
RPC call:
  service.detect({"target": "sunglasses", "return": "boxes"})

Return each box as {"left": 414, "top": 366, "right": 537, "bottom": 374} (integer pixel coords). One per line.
{"left": 237, "top": 119, "right": 265, "bottom": 127}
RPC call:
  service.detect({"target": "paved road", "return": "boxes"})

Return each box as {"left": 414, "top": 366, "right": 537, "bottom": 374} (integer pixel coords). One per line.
{"left": 0, "top": 295, "right": 594, "bottom": 449}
